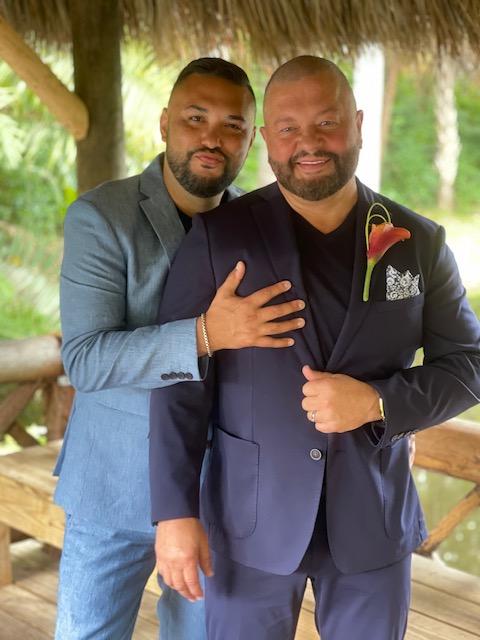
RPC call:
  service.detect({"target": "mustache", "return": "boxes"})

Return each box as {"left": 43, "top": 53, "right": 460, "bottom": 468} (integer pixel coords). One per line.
{"left": 291, "top": 150, "right": 338, "bottom": 163}
{"left": 188, "top": 147, "right": 228, "bottom": 161}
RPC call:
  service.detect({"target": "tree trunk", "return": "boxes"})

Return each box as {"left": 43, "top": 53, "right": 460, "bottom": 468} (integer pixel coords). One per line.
{"left": 435, "top": 55, "right": 460, "bottom": 212}
{"left": 69, "top": 0, "right": 126, "bottom": 194}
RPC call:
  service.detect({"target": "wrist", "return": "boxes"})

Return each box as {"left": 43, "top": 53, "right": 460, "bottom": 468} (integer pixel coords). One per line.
{"left": 199, "top": 313, "right": 213, "bottom": 358}
{"left": 196, "top": 317, "right": 207, "bottom": 357}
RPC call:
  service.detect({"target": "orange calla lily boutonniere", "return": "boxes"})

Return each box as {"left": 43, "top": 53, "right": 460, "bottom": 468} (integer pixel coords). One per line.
{"left": 363, "top": 203, "right": 411, "bottom": 302}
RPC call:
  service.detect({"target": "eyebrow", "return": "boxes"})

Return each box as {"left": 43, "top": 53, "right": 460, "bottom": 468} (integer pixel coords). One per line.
{"left": 185, "top": 104, "right": 247, "bottom": 123}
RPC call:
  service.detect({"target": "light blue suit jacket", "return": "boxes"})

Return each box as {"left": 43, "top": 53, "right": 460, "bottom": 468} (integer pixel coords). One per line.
{"left": 54, "top": 154, "right": 242, "bottom": 532}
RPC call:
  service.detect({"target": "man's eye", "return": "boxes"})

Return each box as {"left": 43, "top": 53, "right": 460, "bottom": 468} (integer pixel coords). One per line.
{"left": 226, "top": 123, "right": 242, "bottom": 131}
{"left": 189, "top": 116, "right": 203, "bottom": 122}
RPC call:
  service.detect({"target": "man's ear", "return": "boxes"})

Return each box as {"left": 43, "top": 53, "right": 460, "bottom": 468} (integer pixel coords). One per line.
{"left": 260, "top": 126, "right": 267, "bottom": 143}
{"left": 160, "top": 108, "right": 168, "bottom": 142}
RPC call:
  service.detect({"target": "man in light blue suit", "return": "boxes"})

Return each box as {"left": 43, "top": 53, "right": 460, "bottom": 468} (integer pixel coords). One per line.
{"left": 54, "top": 58, "right": 305, "bottom": 640}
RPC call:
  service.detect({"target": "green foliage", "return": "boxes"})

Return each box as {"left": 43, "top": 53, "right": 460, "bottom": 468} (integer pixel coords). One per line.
{"left": 0, "top": 224, "right": 61, "bottom": 339}
{"left": 0, "top": 57, "right": 76, "bottom": 236}
{"left": 455, "top": 75, "right": 480, "bottom": 213}
{"left": 0, "top": 274, "right": 58, "bottom": 340}
{"left": 382, "top": 70, "right": 439, "bottom": 209}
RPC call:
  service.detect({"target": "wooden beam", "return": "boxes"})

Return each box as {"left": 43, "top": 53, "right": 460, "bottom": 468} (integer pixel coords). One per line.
{"left": 414, "top": 419, "right": 480, "bottom": 484}
{"left": 0, "top": 15, "right": 89, "bottom": 141}
{"left": 0, "top": 382, "right": 43, "bottom": 435}
{"left": 0, "top": 335, "right": 63, "bottom": 384}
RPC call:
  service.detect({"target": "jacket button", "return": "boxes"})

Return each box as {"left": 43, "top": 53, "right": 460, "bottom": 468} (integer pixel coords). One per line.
{"left": 185, "top": 372, "right": 193, "bottom": 380}
{"left": 310, "top": 448, "right": 322, "bottom": 461}
{"left": 177, "top": 372, "right": 185, "bottom": 380}
{"left": 168, "top": 372, "right": 178, "bottom": 380}
{"left": 161, "top": 373, "right": 169, "bottom": 381}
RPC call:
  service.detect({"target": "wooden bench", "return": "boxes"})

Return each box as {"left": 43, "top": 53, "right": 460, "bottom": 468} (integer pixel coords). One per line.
{"left": 1, "top": 433, "right": 480, "bottom": 639}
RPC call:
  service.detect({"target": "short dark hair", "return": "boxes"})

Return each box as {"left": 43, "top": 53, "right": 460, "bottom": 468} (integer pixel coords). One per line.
{"left": 172, "top": 57, "right": 255, "bottom": 100}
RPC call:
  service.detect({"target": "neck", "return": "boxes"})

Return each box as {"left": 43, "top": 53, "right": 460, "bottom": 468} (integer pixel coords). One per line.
{"left": 278, "top": 177, "right": 358, "bottom": 234}
{"left": 162, "top": 158, "right": 224, "bottom": 217}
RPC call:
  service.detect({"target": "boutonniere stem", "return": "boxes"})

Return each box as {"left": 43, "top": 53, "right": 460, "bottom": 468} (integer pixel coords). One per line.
{"left": 363, "top": 203, "right": 411, "bottom": 302}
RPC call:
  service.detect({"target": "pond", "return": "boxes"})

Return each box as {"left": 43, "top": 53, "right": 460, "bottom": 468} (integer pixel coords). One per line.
{"left": 414, "top": 468, "right": 480, "bottom": 577}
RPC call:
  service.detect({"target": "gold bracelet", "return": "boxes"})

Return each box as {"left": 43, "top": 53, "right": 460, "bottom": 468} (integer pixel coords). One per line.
{"left": 378, "top": 396, "right": 386, "bottom": 422}
{"left": 200, "top": 312, "right": 212, "bottom": 358}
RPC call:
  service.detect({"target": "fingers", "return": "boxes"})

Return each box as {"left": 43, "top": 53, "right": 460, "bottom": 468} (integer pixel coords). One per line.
{"left": 162, "top": 563, "right": 204, "bottom": 602}
{"left": 217, "top": 261, "right": 246, "bottom": 295}
{"left": 243, "top": 279, "right": 294, "bottom": 307}
{"left": 155, "top": 518, "right": 208, "bottom": 602}
{"left": 258, "top": 299, "right": 306, "bottom": 323}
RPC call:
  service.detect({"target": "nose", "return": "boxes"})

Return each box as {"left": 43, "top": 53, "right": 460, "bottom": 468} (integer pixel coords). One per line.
{"left": 299, "top": 124, "right": 326, "bottom": 150}
{"left": 201, "top": 125, "right": 222, "bottom": 150}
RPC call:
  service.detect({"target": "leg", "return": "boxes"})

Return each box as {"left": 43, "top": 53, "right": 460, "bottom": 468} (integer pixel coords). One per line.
{"left": 308, "top": 504, "right": 411, "bottom": 640}
{"left": 205, "top": 550, "right": 307, "bottom": 640}
{"left": 55, "top": 514, "right": 156, "bottom": 640}
{"left": 313, "top": 555, "right": 411, "bottom": 640}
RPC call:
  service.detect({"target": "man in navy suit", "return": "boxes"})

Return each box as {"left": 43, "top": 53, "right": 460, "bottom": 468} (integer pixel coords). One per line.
{"left": 54, "top": 58, "right": 306, "bottom": 640}
{"left": 149, "top": 57, "right": 480, "bottom": 639}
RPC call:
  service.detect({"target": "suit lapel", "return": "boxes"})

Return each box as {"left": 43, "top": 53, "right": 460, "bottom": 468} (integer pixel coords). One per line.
{"left": 252, "top": 186, "right": 325, "bottom": 369}
{"left": 139, "top": 154, "right": 185, "bottom": 267}
{"left": 326, "top": 181, "right": 379, "bottom": 371}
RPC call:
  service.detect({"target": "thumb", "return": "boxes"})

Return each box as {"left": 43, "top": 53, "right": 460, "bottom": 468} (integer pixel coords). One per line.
{"left": 218, "top": 261, "right": 245, "bottom": 295}
{"left": 302, "top": 365, "right": 329, "bottom": 381}
{"left": 199, "top": 542, "right": 214, "bottom": 578}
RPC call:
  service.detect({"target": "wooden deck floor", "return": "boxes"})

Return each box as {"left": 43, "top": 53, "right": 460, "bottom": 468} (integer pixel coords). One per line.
{"left": 1, "top": 539, "right": 480, "bottom": 639}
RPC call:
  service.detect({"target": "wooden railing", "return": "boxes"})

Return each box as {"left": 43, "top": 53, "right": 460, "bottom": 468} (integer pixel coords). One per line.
{"left": 0, "top": 335, "right": 74, "bottom": 446}
{"left": 414, "top": 418, "right": 480, "bottom": 556}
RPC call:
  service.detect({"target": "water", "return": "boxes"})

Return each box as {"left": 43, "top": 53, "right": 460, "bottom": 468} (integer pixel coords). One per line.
{"left": 414, "top": 468, "right": 480, "bottom": 577}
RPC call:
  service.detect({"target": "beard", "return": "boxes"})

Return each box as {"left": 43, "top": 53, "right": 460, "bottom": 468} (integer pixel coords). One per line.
{"left": 269, "top": 146, "right": 360, "bottom": 201}
{"left": 166, "top": 147, "right": 240, "bottom": 198}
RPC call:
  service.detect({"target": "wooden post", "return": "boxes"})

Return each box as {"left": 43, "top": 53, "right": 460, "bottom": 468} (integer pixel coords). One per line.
{"left": 68, "top": 0, "right": 126, "bottom": 193}
{"left": 0, "top": 524, "right": 12, "bottom": 586}
{"left": 44, "top": 378, "right": 75, "bottom": 440}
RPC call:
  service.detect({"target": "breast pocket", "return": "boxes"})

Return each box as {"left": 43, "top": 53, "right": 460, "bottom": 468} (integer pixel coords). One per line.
{"left": 373, "top": 292, "right": 425, "bottom": 313}
{"left": 201, "top": 426, "right": 259, "bottom": 539}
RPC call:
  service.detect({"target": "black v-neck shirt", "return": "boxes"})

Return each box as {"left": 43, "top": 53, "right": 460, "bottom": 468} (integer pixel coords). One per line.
{"left": 291, "top": 204, "right": 357, "bottom": 364}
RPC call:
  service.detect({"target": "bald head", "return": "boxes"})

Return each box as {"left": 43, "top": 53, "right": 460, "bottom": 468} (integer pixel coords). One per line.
{"left": 264, "top": 56, "right": 356, "bottom": 113}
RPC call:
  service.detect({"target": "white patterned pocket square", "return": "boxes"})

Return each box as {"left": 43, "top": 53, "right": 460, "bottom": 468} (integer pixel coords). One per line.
{"left": 386, "top": 265, "right": 420, "bottom": 301}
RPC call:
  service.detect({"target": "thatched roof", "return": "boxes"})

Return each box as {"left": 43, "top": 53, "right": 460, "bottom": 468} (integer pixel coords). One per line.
{"left": 1, "top": 0, "right": 479, "bottom": 63}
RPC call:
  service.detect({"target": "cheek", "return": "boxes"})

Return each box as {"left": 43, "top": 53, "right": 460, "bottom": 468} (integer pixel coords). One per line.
{"left": 226, "top": 137, "right": 253, "bottom": 161}
{"left": 267, "top": 140, "right": 294, "bottom": 163}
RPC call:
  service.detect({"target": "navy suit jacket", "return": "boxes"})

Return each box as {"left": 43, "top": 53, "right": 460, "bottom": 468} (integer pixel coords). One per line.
{"left": 149, "top": 180, "right": 480, "bottom": 575}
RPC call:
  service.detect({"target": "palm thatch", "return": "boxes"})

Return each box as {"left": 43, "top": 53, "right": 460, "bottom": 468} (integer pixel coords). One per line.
{"left": 1, "top": 0, "right": 479, "bottom": 63}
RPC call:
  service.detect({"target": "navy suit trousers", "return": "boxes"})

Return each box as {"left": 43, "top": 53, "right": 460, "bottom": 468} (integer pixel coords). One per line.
{"left": 205, "top": 499, "right": 411, "bottom": 640}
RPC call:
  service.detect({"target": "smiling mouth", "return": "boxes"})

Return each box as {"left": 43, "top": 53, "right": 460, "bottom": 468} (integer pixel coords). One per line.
{"left": 297, "top": 158, "right": 330, "bottom": 166}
